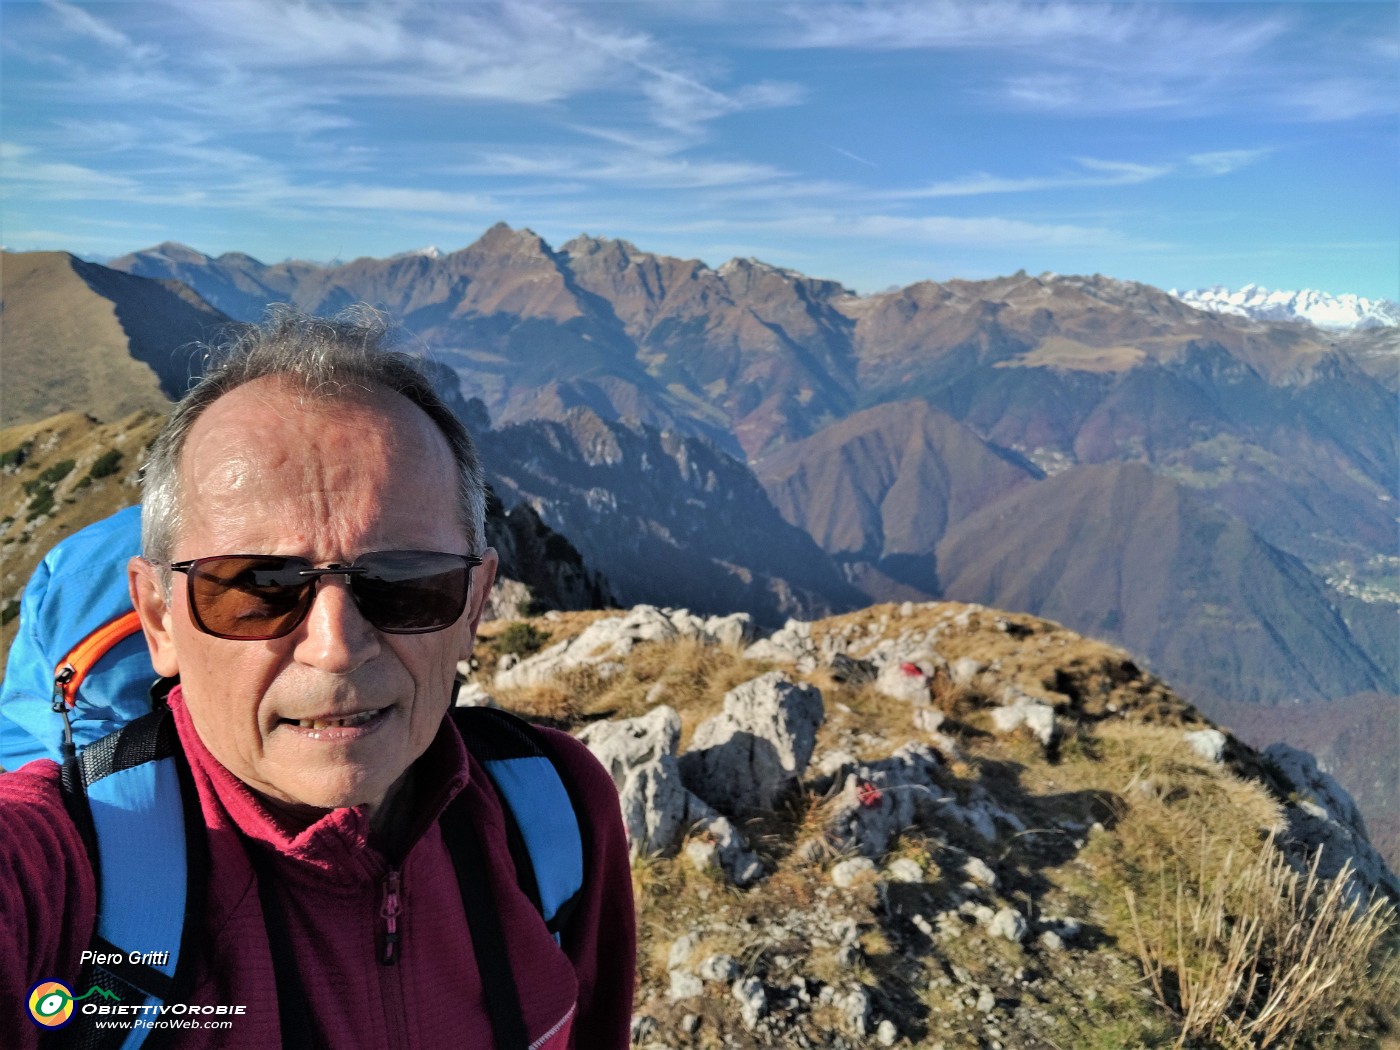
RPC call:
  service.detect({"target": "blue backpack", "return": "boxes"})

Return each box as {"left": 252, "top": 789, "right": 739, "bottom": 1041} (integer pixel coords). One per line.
{"left": 1, "top": 508, "right": 583, "bottom": 1050}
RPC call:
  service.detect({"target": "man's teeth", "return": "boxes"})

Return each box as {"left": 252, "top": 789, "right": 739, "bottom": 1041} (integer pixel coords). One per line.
{"left": 295, "top": 710, "right": 378, "bottom": 730}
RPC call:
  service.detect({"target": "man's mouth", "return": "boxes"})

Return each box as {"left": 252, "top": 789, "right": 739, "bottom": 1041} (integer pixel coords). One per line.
{"left": 291, "top": 710, "right": 379, "bottom": 730}
{"left": 278, "top": 707, "right": 390, "bottom": 737}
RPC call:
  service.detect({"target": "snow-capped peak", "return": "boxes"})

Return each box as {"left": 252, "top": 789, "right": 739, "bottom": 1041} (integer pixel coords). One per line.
{"left": 1170, "top": 285, "right": 1400, "bottom": 330}
{"left": 391, "top": 245, "right": 442, "bottom": 260}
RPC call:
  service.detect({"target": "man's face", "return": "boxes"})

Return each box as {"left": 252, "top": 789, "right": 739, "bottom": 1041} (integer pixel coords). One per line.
{"left": 130, "top": 377, "right": 496, "bottom": 823}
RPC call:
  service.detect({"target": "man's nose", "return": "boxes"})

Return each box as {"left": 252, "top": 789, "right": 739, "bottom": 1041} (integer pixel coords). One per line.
{"left": 292, "top": 576, "right": 380, "bottom": 673}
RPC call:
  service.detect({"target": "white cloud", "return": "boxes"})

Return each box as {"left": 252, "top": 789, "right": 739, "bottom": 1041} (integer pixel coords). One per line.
{"left": 777, "top": 0, "right": 1396, "bottom": 123}
{"left": 780, "top": 0, "right": 1286, "bottom": 63}
{"left": 1187, "top": 149, "right": 1274, "bottom": 177}
{"left": 95, "top": 0, "right": 800, "bottom": 138}
{"left": 828, "top": 146, "right": 877, "bottom": 168}
{"left": 656, "top": 210, "right": 1145, "bottom": 250}
{"left": 0, "top": 142, "right": 144, "bottom": 199}
{"left": 43, "top": 0, "right": 141, "bottom": 52}
{"left": 456, "top": 148, "right": 789, "bottom": 189}
{"left": 886, "top": 158, "right": 1169, "bottom": 199}
{"left": 1287, "top": 79, "right": 1399, "bottom": 122}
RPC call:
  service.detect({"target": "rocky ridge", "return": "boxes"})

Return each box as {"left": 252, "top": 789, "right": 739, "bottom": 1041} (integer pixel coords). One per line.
{"left": 469, "top": 602, "right": 1400, "bottom": 1049}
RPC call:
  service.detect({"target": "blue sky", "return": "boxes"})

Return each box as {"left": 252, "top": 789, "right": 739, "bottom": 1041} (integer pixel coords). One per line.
{"left": 2, "top": 1, "right": 1396, "bottom": 298}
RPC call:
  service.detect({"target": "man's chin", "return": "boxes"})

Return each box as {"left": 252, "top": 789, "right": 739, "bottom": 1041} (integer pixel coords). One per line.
{"left": 257, "top": 769, "right": 395, "bottom": 826}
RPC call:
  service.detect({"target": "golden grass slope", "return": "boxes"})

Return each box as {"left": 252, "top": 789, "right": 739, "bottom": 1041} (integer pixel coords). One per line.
{"left": 1, "top": 251, "right": 225, "bottom": 428}
{"left": 1, "top": 253, "right": 172, "bottom": 425}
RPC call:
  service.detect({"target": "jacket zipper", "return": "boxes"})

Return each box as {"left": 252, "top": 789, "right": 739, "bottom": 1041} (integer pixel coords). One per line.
{"left": 378, "top": 868, "right": 410, "bottom": 1050}
{"left": 380, "top": 869, "right": 402, "bottom": 965}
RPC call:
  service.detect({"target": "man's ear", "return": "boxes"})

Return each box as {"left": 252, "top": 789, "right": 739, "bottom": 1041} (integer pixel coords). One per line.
{"left": 458, "top": 547, "right": 499, "bottom": 661}
{"left": 129, "top": 556, "right": 180, "bottom": 677}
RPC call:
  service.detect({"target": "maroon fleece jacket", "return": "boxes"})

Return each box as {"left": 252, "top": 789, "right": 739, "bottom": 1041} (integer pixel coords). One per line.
{"left": 0, "top": 688, "right": 635, "bottom": 1048}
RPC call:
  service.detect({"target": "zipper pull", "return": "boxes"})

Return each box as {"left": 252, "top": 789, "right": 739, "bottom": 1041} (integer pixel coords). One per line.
{"left": 380, "top": 869, "right": 402, "bottom": 966}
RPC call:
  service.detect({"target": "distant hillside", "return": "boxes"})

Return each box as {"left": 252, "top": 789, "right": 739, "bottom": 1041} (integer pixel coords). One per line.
{"left": 936, "top": 462, "right": 1391, "bottom": 706}
{"left": 755, "top": 399, "right": 1038, "bottom": 598}
{"left": 0, "top": 252, "right": 228, "bottom": 426}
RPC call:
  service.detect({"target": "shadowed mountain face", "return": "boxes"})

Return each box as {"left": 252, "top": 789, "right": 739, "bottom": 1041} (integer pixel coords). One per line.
{"left": 478, "top": 408, "right": 865, "bottom": 626}
{"left": 1, "top": 252, "right": 228, "bottom": 426}
{"left": 100, "top": 230, "right": 1398, "bottom": 710}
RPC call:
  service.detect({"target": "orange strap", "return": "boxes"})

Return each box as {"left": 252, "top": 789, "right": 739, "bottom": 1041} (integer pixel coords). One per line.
{"left": 53, "top": 611, "right": 143, "bottom": 709}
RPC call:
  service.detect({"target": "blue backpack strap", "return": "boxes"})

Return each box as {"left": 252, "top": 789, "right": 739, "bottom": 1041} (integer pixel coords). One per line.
{"left": 448, "top": 706, "right": 585, "bottom": 943}
{"left": 56, "top": 708, "right": 206, "bottom": 1050}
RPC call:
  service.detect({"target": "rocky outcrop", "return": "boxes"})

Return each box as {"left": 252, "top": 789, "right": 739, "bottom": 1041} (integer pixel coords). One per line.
{"left": 679, "top": 673, "right": 825, "bottom": 817}
{"left": 484, "top": 489, "right": 613, "bottom": 617}
{"left": 576, "top": 705, "right": 762, "bottom": 886}
{"left": 495, "top": 605, "right": 752, "bottom": 690}
{"left": 1265, "top": 743, "right": 1400, "bottom": 900}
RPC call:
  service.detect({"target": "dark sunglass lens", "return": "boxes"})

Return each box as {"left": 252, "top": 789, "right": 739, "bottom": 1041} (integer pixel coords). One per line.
{"left": 189, "top": 556, "right": 314, "bottom": 639}
{"left": 352, "top": 551, "right": 470, "bottom": 633}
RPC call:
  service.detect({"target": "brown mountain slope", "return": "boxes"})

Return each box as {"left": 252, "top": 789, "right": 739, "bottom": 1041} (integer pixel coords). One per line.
{"left": 755, "top": 399, "right": 1037, "bottom": 589}
{"left": 936, "top": 462, "right": 1389, "bottom": 706}
{"left": 0, "top": 252, "right": 227, "bottom": 427}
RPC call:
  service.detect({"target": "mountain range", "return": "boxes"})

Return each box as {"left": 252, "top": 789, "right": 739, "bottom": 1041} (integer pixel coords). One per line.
{"left": 1172, "top": 284, "right": 1400, "bottom": 330}
{"left": 8, "top": 231, "right": 1397, "bottom": 710}
{"left": 100, "top": 230, "right": 1399, "bottom": 708}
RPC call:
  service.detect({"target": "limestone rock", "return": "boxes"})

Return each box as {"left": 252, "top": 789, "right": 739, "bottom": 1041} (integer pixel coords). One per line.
{"left": 949, "top": 656, "right": 987, "bottom": 686}
{"left": 886, "top": 857, "right": 924, "bottom": 883}
{"left": 668, "top": 970, "right": 703, "bottom": 1001}
{"left": 453, "top": 682, "right": 499, "bottom": 708}
{"left": 963, "top": 856, "right": 998, "bottom": 889}
{"left": 990, "top": 690, "right": 1058, "bottom": 748}
{"left": 825, "top": 744, "right": 946, "bottom": 858}
{"left": 988, "top": 907, "right": 1028, "bottom": 943}
{"left": 680, "top": 672, "right": 825, "bottom": 816}
{"left": 668, "top": 932, "right": 700, "bottom": 970}
{"left": 874, "top": 659, "right": 932, "bottom": 703}
{"left": 829, "top": 652, "right": 877, "bottom": 686}
{"left": 912, "top": 707, "right": 946, "bottom": 733}
{"left": 576, "top": 706, "right": 700, "bottom": 857}
{"left": 699, "top": 954, "right": 739, "bottom": 984}
{"left": 742, "top": 618, "right": 818, "bottom": 670}
{"left": 1266, "top": 743, "right": 1400, "bottom": 900}
{"left": 831, "top": 856, "right": 877, "bottom": 888}
{"left": 732, "top": 976, "right": 767, "bottom": 1028}
{"left": 840, "top": 986, "right": 872, "bottom": 1037}
{"left": 705, "top": 611, "right": 757, "bottom": 648}
{"left": 1184, "top": 728, "right": 1228, "bottom": 763}
{"left": 496, "top": 604, "right": 739, "bottom": 689}
{"left": 685, "top": 813, "right": 764, "bottom": 887}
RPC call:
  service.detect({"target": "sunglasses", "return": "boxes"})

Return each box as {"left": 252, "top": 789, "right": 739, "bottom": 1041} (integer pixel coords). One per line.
{"left": 168, "top": 550, "right": 483, "bottom": 640}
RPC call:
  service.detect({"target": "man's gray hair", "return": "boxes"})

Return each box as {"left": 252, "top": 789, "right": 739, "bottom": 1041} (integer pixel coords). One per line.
{"left": 141, "top": 305, "right": 486, "bottom": 564}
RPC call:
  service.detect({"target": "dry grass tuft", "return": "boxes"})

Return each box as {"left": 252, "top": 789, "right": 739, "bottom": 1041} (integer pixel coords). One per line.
{"left": 1126, "top": 838, "right": 1399, "bottom": 1048}
{"left": 487, "top": 632, "right": 771, "bottom": 735}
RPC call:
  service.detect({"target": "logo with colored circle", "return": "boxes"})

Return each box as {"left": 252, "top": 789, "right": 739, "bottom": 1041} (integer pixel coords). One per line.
{"left": 28, "top": 980, "right": 76, "bottom": 1028}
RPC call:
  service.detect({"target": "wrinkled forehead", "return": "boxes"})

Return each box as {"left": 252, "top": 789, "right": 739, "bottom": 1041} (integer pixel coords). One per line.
{"left": 174, "top": 377, "right": 462, "bottom": 548}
